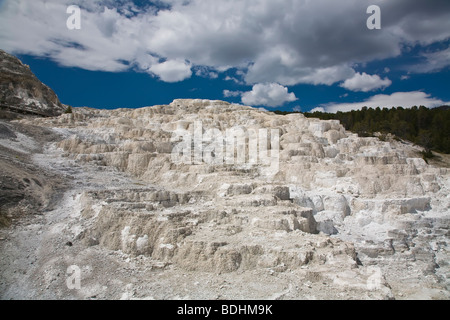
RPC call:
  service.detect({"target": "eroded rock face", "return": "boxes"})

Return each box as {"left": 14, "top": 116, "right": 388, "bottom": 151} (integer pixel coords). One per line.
{"left": 0, "top": 50, "right": 65, "bottom": 116}
{"left": 17, "top": 99, "right": 450, "bottom": 299}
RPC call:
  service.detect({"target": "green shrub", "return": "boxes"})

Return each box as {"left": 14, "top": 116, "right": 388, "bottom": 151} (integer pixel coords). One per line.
{"left": 421, "top": 149, "right": 434, "bottom": 163}
{"left": 0, "top": 209, "right": 11, "bottom": 228}
{"left": 64, "top": 106, "right": 73, "bottom": 114}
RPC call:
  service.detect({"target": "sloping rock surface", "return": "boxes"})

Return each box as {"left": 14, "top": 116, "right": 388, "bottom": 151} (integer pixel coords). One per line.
{"left": 0, "top": 50, "right": 65, "bottom": 116}
{"left": 1, "top": 99, "right": 445, "bottom": 299}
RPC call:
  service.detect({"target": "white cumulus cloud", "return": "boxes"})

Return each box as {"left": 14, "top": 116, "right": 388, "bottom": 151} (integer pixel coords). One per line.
{"left": 309, "top": 107, "right": 326, "bottom": 113}
{"left": 323, "top": 91, "right": 449, "bottom": 113}
{"left": 340, "top": 72, "right": 392, "bottom": 92}
{"left": 241, "top": 83, "right": 298, "bottom": 107}
{"left": 149, "top": 59, "right": 192, "bottom": 83}
{"left": 0, "top": 0, "right": 449, "bottom": 86}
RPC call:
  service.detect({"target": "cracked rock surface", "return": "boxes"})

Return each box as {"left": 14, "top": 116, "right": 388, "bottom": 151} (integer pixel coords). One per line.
{"left": 0, "top": 99, "right": 448, "bottom": 300}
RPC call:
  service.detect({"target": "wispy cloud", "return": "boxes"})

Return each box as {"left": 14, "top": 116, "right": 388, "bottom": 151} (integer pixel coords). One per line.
{"left": 223, "top": 89, "right": 242, "bottom": 98}
{"left": 412, "top": 47, "right": 450, "bottom": 74}
{"left": 195, "top": 66, "right": 219, "bottom": 79}
{"left": 400, "top": 75, "right": 410, "bottom": 81}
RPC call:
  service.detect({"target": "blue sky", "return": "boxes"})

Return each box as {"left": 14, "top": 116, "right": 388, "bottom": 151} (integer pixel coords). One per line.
{"left": 1, "top": 0, "right": 449, "bottom": 112}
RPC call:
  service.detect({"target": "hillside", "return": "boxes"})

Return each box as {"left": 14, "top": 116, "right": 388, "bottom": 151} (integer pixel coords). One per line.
{"left": 275, "top": 106, "right": 450, "bottom": 156}
{"left": 0, "top": 49, "right": 66, "bottom": 117}
{"left": 0, "top": 99, "right": 448, "bottom": 300}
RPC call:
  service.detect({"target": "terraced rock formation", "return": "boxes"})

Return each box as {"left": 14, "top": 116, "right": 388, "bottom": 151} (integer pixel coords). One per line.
{"left": 1, "top": 99, "right": 446, "bottom": 299}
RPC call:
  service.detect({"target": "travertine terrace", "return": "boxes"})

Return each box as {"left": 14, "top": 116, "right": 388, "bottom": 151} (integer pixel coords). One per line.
{"left": 1, "top": 99, "right": 447, "bottom": 299}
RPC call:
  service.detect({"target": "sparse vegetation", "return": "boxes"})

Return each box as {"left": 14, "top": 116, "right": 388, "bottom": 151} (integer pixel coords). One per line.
{"left": 377, "top": 133, "right": 387, "bottom": 142}
{"left": 0, "top": 208, "right": 11, "bottom": 228}
{"left": 421, "top": 149, "right": 435, "bottom": 164}
{"left": 64, "top": 105, "right": 73, "bottom": 114}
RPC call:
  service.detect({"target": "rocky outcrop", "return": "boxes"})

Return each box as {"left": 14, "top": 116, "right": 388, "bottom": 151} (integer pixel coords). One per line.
{"left": 0, "top": 50, "right": 65, "bottom": 116}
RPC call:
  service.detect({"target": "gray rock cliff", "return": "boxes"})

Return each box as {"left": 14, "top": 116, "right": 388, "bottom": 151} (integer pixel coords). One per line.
{"left": 0, "top": 50, "right": 65, "bottom": 116}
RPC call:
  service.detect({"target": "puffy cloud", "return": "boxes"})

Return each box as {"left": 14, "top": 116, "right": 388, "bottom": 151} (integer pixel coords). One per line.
{"left": 241, "top": 83, "right": 298, "bottom": 107}
{"left": 340, "top": 72, "right": 392, "bottom": 92}
{"left": 0, "top": 0, "right": 449, "bottom": 85}
{"left": 323, "top": 91, "right": 449, "bottom": 113}
{"left": 149, "top": 59, "right": 192, "bottom": 82}
{"left": 0, "top": 1, "right": 139, "bottom": 72}
{"left": 310, "top": 107, "right": 326, "bottom": 113}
